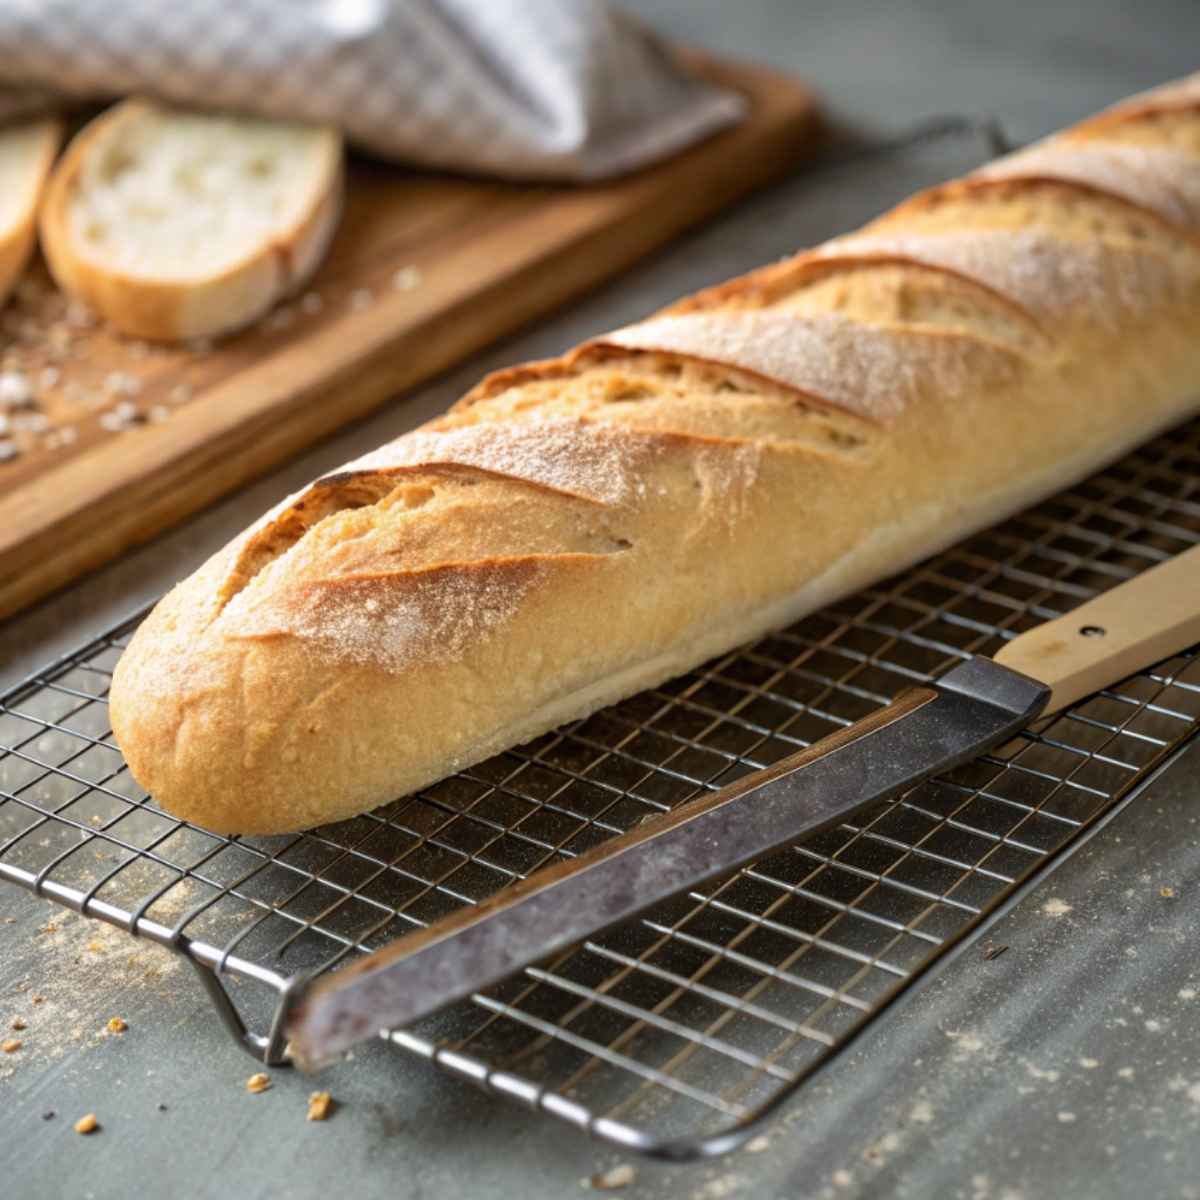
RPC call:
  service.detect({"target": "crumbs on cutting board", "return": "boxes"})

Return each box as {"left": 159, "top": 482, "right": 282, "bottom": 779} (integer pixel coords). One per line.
{"left": 0, "top": 257, "right": 424, "bottom": 473}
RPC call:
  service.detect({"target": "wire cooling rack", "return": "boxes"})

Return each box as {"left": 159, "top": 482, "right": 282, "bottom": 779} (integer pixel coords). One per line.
{"left": 3, "top": 414, "right": 1200, "bottom": 1159}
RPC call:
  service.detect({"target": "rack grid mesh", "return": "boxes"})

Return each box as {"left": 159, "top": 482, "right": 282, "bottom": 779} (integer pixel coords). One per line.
{"left": 3, "top": 416, "right": 1200, "bottom": 1158}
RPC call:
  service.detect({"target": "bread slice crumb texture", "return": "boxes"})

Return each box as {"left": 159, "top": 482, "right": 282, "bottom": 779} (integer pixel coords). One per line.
{"left": 68, "top": 105, "right": 331, "bottom": 280}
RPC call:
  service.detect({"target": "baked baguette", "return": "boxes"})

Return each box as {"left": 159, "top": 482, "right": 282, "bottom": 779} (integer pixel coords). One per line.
{"left": 39, "top": 99, "right": 342, "bottom": 341}
{"left": 111, "top": 76, "right": 1200, "bottom": 835}
{"left": 0, "top": 117, "right": 61, "bottom": 306}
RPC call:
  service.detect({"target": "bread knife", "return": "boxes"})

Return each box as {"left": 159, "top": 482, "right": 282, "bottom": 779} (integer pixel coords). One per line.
{"left": 285, "top": 543, "right": 1200, "bottom": 1069}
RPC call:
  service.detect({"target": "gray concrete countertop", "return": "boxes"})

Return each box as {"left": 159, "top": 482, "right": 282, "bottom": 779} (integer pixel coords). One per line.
{"left": 3, "top": 3, "right": 1199, "bottom": 1197}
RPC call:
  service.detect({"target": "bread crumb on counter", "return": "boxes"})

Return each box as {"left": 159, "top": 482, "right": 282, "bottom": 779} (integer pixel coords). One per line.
{"left": 246, "top": 1072, "right": 271, "bottom": 1094}
{"left": 11, "top": 1017, "right": 28, "bottom": 1031}
{"left": 106, "top": 1016, "right": 128, "bottom": 1034}
{"left": 2, "top": 1038, "right": 23, "bottom": 1053}
{"left": 585, "top": 1164, "right": 636, "bottom": 1190}
{"left": 306, "top": 1090, "right": 333, "bottom": 1121}
{"left": 73, "top": 1113, "right": 99, "bottom": 1135}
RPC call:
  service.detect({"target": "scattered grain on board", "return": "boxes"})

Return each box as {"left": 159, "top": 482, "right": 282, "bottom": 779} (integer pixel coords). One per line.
{"left": 1042, "top": 898, "right": 1073, "bottom": 916}
{"left": 246, "top": 1072, "right": 271, "bottom": 1094}
{"left": 306, "top": 1090, "right": 333, "bottom": 1121}
{"left": 73, "top": 1113, "right": 99, "bottom": 1134}
{"left": 392, "top": 265, "right": 422, "bottom": 291}
{"left": 106, "top": 1017, "right": 127, "bottom": 1034}
{"left": 11, "top": 1017, "right": 28, "bottom": 1031}
{"left": 0, "top": 369, "right": 34, "bottom": 406}
{"left": 103, "top": 371, "right": 142, "bottom": 398}
{"left": 2, "top": 1038, "right": 22, "bottom": 1053}
{"left": 745, "top": 1136, "right": 770, "bottom": 1153}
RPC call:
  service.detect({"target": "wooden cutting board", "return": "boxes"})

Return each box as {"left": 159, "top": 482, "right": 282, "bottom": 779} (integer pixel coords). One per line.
{"left": 0, "top": 54, "right": 819, "bottom": 622}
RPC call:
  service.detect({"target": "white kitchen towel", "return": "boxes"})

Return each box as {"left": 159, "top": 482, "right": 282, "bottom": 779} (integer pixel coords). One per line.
{"left": 0, "top": 0, "right": 747, "bottom": 180}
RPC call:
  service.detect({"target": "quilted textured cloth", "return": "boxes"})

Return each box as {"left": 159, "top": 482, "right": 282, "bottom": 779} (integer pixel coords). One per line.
{"left": 0, "top": 0, "right": 746, "bottom": 180}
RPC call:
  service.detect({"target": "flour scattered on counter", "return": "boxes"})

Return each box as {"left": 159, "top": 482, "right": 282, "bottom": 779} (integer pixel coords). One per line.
{"left": 691, "top": 1174, "right": 744, "bottom": 1199}
{"left": 945, "top": 1029, "right": 989, "bottom": 1060}
{"left": 1023, "top": 1061, "right": 1060, "bottom": 1083}
{"left": 861, "top": 1131, "right": 903, "bottom": 1165}
{"left": 1, "top": 892, "right": 194, "bottom": 1073}
{"left": 1041, "top": 898, "right": 1072, "bottom": 916}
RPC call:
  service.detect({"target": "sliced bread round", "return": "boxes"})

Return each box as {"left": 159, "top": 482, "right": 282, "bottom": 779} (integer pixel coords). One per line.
{"left": 0, "top": 116, "right": 62, "bottom": 306}
{"left": 39, "top": 99, "right": 343, "bottom": 341}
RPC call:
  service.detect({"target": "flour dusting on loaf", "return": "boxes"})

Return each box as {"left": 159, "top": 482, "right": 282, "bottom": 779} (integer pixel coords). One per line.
{"left": 221, "top": 558, "right": 550, "bottom": 672}
{"left": 598, "top": 309, "right": 1020, "bottom": 422}
{"left": 816, "top": 230, "right": 1183, "bottom": 324}
{"left": 346, "top": 416, "right": 659, "bottom": 506}
{"left": 109, "top": 74, "right": 1200, "bottom": 835}
{"left": 975, "top": 141, "right": 1200, "bottom": 226}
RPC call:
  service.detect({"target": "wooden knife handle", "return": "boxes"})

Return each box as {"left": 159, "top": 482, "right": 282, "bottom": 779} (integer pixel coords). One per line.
{"left": 994, "top": 543, "right": 1200, "bottom": 715}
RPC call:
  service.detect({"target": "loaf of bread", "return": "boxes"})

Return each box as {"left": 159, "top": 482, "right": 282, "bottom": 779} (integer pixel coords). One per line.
{"left": 111, "top": 76, "right": 1200, "bottom": 835}
{"left": 40, "top": 99, "right": 342, "bottom": 341}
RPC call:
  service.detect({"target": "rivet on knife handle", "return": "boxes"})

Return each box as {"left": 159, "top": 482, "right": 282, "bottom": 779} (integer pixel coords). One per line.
{"left": 994, "top": 542, "right": 1200, "bottom": 714}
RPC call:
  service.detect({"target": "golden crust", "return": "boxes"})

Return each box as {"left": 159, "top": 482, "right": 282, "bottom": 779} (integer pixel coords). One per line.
{"left": 0, "top": 117, "right": 62, "bottom": 306}
{"left": 111, "top": 75, "right": 1200, "bottom": 835}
